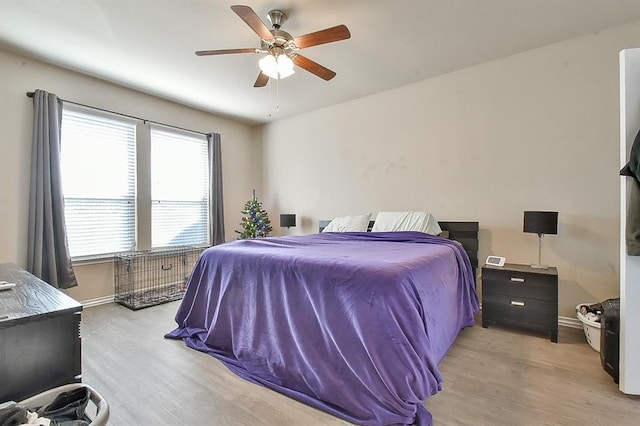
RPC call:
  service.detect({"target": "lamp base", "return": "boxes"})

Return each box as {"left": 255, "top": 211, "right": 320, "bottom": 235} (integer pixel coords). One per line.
{"left": 531, "top": 263, "right": 549, "bottom": 269}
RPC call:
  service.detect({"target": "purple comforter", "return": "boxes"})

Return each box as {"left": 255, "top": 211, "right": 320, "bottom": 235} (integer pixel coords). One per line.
{"left": 166, "top": 232, "right": 479, "bottom": 425}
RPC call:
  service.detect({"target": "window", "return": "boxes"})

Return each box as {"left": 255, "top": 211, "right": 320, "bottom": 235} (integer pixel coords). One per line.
{"left": 60, "top": 106, "right": 210, "bottom": 258}
{"left": 61, "top": 106, "right": 136, "bottom": 258}
{"left": 151, "top": 126, "right": 209, "bottom": 248}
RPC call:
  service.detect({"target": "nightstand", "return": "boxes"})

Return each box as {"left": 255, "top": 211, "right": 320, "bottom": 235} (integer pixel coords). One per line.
{"left": 481, "top": 263, "right": 558, "bottom": 342}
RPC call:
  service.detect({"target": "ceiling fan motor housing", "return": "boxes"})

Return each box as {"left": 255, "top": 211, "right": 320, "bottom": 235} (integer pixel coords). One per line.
{"left": 267, "top": 9, "right": 287, "bottom": 29}
{"left": 261, "top": 30, "right": 296, "bottom": 55}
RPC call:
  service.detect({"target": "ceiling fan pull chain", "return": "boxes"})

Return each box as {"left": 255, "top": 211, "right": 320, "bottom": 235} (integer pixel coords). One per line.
{"left": 269, "top": 75, "right": 273, "bottom": 112}
{"left": 276, "top": 77, "right": 280, "bottom": 113}
{"left": 266, "top": 77, "right": 273, "bottom": 118}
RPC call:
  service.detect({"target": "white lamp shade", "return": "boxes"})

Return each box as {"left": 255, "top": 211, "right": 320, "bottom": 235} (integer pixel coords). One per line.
{"left": 259, "top": 54, "right": 279, "bottom": 79}
{"left": 277, "top": 54, "right": 294, "bottom": 69}
{"left": 277, "top": 54, "right": 295, "bottom": 78}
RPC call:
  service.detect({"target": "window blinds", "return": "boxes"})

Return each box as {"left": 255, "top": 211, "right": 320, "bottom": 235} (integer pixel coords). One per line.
{"left": 60, "top": 106, "right": 137, "bottom": 257}
{"left": 150, "top": 125, "right": 209, "bottom": 248}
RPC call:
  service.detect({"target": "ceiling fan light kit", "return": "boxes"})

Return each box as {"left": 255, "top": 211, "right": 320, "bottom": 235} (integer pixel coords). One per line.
{"left": 195, "top": 5, "right": 351, "bottom": 87}
{"left": 259, "top": 53, "right": 294, "bottom": 79}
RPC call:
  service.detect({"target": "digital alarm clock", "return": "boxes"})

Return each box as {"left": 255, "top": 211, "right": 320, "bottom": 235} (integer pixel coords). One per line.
{"left": 485, "top": 256, "right": 506, "bottom": 267}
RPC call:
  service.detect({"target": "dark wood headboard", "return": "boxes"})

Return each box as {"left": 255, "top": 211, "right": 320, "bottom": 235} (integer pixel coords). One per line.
{"left": 318, "top": 220, "right": 479, "bottom": 274}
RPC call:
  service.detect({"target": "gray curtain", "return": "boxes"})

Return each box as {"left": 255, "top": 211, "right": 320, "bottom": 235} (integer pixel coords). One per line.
{"left": 27, "top": 89, "right": 77, "bottom": 289}
{"left": 208, "top": 133, "right": 225, "bottom": 245}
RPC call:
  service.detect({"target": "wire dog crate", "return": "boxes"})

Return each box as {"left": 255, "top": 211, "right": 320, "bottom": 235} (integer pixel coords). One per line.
{"left": 114, "top": 247, "right": 206, "bottom": 310}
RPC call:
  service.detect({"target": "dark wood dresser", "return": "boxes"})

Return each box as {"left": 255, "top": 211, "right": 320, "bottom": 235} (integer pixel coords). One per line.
{"left": 0, "top": 263, "right": 82, "bottom": 402}
{"left": 481, "top": 263, "right": 558, "bottom": 342}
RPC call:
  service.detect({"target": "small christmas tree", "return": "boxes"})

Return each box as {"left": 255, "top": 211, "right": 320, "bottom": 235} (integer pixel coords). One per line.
{"left": 236, "top": 190, "right": 273, "bottom": 239}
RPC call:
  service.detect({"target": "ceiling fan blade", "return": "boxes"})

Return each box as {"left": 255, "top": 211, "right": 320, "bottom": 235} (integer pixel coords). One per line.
{"left": 254, "top": 72, "right": 269, "bottom": 87}
{"left": 231, "top": 5, "right": 273, "bottom": 40}
{"left": 293, "top": 55, "right": 336, "bottom": 81}
{"left": 294, "top": 25, "right": 351, "bottom": 49}
{"left": 195, "top": 48, "right": 256, "bottom": 56}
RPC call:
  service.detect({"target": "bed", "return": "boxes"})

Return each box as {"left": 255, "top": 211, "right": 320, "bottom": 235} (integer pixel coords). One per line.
{"left": 165, "top": 221, "right": 479, "bottom": 425}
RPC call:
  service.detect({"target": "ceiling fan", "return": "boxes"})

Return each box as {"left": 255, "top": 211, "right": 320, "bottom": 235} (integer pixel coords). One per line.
{"left": 195, "top": 5, "right": 351, "bottom": 87}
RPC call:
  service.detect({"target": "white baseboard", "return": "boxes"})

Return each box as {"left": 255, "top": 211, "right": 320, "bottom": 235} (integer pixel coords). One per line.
{"left": 558, "top": 315, "right": 583, "bottom": 329}
{"left": 81, "top": 295, "right": 114, "bottom": 308}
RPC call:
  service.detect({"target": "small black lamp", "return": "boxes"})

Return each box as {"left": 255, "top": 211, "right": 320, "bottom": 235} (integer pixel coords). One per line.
{"left": 523, "top": 211, "right": 558, "bottom": 269}
{"left": 280, "top": 214, "right": 296, "bottom": 228}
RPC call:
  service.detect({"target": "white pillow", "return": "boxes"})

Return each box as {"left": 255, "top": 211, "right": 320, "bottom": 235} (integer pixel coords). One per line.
{"left": 371, "top": 211, "right": 442, "bottom": 235}
{"left": 322, "top": 214, "right": 371, "bottom": 232}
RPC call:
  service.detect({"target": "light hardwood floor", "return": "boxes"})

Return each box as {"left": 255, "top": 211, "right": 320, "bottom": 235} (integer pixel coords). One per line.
{"left": 80, "top": 302, "right": 639, "bottom": 425}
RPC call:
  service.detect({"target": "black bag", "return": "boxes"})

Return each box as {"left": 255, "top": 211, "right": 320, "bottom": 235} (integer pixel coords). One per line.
{"left": 36, "top": 386, "right": 90, "bottom": 426}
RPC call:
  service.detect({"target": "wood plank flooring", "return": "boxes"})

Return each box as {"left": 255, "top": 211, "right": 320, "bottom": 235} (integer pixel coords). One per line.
{"left": 80, "top": 302, "right": 639, "bottom": 425}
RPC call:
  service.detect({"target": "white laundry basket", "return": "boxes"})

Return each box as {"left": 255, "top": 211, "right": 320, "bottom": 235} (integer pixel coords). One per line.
{"left": 576, "top": 303, "right": 601, "bottom": 352}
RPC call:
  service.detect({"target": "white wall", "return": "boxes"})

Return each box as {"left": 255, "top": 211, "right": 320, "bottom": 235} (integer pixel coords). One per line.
{"left": 261, "top": 20, "right": 640, "bottom": 318}
{"left": 0, "top": 47, "right": 262, "bottom": 302}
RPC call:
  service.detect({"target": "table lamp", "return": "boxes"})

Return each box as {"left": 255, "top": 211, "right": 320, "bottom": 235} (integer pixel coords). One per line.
{"left": 280, "top": 214, "right": 296, "bottom": 228}
{"left": 523, "top": 211, "right": 558, "bottom": 269}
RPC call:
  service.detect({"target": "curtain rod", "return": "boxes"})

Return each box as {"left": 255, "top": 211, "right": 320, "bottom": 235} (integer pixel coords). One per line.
{"left": 26, "top": 91, "right": 213, "bottom": 137}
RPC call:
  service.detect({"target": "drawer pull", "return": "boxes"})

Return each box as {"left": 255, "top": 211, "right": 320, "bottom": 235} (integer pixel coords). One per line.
{"left": 510, "top": 277, "right": 525, "bottom": 283}
{"left": 510, "top": 301, "right": 525, "bottom": 307}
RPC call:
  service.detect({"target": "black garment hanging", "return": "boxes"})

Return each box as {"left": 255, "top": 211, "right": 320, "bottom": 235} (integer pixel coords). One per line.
{"left": 621, "top": 128, "right": 640, "bottom": 255}
{"left": 621, "top": 127, "right": 640, "bottom": 183}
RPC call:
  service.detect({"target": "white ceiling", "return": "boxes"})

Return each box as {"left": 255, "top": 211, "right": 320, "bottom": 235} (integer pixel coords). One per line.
{"left": 3, "top": 0, "right": 640, "bottom": 125}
